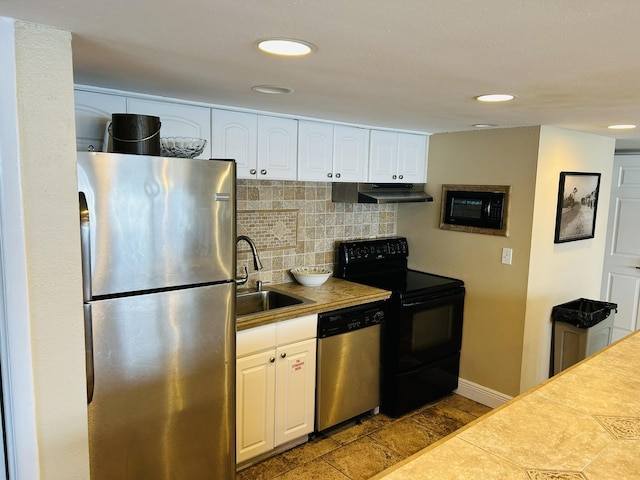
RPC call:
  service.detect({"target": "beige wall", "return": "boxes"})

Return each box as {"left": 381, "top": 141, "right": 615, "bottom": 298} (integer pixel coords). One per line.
{"left": 398, "top": 126, "right": 541, "bottom": 396}
{"left": 0, "top": 18, "right": 90, "bottom": 478}
{"left": 397, "top": 126, "right": 615, "bottom": 397}
{"left": 521, "top": 126, "right": 614, "bottom": 391}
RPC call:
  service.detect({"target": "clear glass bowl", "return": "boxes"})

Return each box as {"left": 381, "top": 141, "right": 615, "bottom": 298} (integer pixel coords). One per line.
{"left": 160, "top": 137, "right": 207, "bottom": 158}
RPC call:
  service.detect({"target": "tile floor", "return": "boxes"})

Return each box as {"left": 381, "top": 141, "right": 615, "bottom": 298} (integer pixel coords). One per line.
{"left": 237, "top": 394, "right": 492, "bottom": 480}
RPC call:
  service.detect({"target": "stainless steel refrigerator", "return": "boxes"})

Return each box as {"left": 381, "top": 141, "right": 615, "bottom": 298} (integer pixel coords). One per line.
{"left": 77, "top": 152, "right": 236, "bottom": 479}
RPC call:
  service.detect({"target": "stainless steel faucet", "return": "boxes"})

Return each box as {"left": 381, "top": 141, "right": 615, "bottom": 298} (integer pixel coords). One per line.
{"left": 236, "top": 235, "right": 263, "bottom": 285}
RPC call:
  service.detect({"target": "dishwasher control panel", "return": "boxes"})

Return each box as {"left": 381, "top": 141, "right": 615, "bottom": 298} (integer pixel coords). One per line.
{"left": 317, "top": 301, "right": 386, "bottom": 338}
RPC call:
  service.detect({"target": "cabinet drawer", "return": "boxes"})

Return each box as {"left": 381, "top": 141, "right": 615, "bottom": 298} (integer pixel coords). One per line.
{"left": 237, "top": 323, "right": 277, "bottom": 357}
{"left": 277, "top": 314, "right": 317, "bottom": 345}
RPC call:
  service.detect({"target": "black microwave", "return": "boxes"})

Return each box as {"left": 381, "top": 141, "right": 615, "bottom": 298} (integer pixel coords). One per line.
{"left": 443, "top": 189, "right": 506, "bottom": 229}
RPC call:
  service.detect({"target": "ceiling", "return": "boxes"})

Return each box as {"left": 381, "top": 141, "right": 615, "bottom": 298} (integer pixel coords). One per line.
{"left": 4, "top": 0, "right": 640, "bottom": 150}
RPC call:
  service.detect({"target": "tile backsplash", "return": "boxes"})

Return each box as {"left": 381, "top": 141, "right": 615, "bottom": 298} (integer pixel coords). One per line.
{"left": 236, "top": 180, "right": 397, "bottom": 286}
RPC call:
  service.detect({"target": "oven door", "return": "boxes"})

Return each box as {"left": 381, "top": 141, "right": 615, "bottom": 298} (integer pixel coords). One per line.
{"left": 395, "top": 288, "right": 465, "bottom": 372}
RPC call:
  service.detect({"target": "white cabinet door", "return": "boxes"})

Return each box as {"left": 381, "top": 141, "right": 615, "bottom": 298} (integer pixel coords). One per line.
{"left": 297, "top": 121, "right": 334, "bottom": 181}
{"left": 397, "top": 133, "right": 427, "bottom": 183}
{"left": 274, "top": 338, "right": 316, "bottom": 446}
{"left": 236, "top": 349, "right": 276, "bottom": 463}
{"left": 257, "top": 116, "right": 298, "bottom": 180}
{"left": 369, "top": 130, "right": 398, "bottom": 183}
{"left": 369, "top": 131, "right": 428, "bottom": 183}
{"left": 212, "top": 109, "right": 258, "bottom": 179}
{"left": 333, "top": 125, "right": 369, "bottom": 182}
{"left": 74, "top": 90, "right": 126, "bottom": 152}
{"left": 126, "top": 98, "right": 211, "bottom": 158}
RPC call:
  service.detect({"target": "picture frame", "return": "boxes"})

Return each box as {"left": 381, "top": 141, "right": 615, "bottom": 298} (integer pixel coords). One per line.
{"left": 554, "top": 172, "right": 601, "bottom": 243}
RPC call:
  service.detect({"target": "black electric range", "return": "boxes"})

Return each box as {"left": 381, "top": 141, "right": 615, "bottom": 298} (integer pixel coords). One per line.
{"left": 337, "top": 237, "right": 463, "bottom": 299}
{"left": 337, "top": 237, "right": 465, "bottom": 416}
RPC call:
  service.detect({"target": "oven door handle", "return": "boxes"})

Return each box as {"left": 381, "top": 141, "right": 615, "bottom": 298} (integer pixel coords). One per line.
{"left": 402, "top": 290, "right": 465, "bottom": 308}
{"left": 403, "top": 300, "right": 434, "bottom": 308}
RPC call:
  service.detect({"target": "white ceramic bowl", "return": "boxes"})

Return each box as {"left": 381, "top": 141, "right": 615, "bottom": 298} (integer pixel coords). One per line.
{"left": 290, "top": 266, "right": 333, "bottom": 287}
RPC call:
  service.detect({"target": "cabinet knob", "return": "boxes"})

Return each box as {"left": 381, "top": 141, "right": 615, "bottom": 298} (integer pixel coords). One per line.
{"left": 269, "top": 357, "right": 276, "bottom": 363}
{"left": 280, "top": 352, "right": 287, "bottom": 359}
{"left": 399, "top": 175, "right": 403, "bottom": 179}
{"left": 335, "top": 173, "right": 341, "bottom": 179}
{"left": 260, "top": 169, "right": 267, "bottom": 175}
{"left": 327, "top": 173, "right": 333, "bottom": 178}
{"left": 392, "top": 175, "right": 397, "bottom": 180}
{"left": 250, "top": 169, "right": 257, "bottom": 175}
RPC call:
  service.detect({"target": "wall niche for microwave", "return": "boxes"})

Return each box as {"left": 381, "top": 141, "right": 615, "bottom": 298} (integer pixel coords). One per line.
{"left": 440, "top": 184, "right": 511, "bottom": 237}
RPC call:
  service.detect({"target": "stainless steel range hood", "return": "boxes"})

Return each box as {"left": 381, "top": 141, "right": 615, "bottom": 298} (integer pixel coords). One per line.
{"left": 332, "top": 183, "right": 433, "bottom": 204}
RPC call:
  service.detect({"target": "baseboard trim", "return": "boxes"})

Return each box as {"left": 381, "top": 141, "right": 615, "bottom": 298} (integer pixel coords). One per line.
{"left": 454, "top": 378, "right": 512, "bottom": 408}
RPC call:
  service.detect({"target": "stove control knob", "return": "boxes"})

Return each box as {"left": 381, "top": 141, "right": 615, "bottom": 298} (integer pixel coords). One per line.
{"left": 373, "top": 311, "right": 385, "bottom": 323}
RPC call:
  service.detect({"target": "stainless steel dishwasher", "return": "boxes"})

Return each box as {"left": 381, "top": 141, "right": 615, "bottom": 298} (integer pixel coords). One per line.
{"left": 315, "top": 301, "right": 386, "bottom": 432}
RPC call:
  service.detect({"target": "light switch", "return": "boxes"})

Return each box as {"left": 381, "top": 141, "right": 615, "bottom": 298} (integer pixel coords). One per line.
{"left": 501, "top": 247, "right": 513, "bottom": 265}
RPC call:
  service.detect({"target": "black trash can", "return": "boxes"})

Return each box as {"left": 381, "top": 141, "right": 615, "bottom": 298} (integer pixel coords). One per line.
{"left": 551, "top": 298, "right": 617, "bottom": 375}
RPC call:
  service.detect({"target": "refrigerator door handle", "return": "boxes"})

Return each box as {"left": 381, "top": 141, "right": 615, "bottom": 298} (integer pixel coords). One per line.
{"left": 84, "top": 304, "right": 95, "bottom": 404}
{"left": 79, "top": 192, "right": 92, "bottom": 302}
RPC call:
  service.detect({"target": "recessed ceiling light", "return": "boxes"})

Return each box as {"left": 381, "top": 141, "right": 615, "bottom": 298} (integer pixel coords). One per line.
{"left": 257, "top": 38, "right": 315, "bottom": 56}
{"left": 251, "top": 85, "right": 295, "bottom": 94}
{"left": 475, "top": 94, "right": 515, "bottom": 102}
{"left": 473, "top": 124, "right": 498, "bottom": 128}
{"left": 608, "top": 124, "right": 636, "bottom": 130}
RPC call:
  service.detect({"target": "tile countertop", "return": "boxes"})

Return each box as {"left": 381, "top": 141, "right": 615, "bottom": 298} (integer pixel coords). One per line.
{"left": 373, "top": 329, "right": 640, "bottom": 480}
{"left": 236, "top": 277, "right": 391, "bottom": 331}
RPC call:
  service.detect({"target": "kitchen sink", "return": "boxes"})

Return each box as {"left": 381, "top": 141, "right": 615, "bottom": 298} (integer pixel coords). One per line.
{"left": 236, "top": 289, "right": 314, "bottom": 319}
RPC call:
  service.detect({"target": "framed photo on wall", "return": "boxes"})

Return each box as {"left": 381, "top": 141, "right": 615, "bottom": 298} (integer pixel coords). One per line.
{"left": 554, "top": 171, "right": 601, "bottom": 243}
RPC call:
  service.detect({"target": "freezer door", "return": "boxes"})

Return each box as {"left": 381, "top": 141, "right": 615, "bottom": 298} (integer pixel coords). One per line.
{"left": 86, "top": 282, "right": 235, "bottom": 479}
{"left": 78, "top": 152, "right": 236, "bottom": 296}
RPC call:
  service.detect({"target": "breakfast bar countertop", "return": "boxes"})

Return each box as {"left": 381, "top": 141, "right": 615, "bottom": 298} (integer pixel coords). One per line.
{"left": 236, "top": 277, "right": 391, "bottom": 331}
{"left": 373, "top": 329, "right": 640, "bottom": 479}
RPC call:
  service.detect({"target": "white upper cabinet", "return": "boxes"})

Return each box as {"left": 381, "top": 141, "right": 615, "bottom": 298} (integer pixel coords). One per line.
{"left": 368, "top": 130, "right": 398, "bottom": 182}
{"left": 126, "top": 98, "right": 212, "bottom": 159}
{"left": 369, "top": 130, "right": 428, "bottom": 183}
{"left": 74, "top": 90, "right": 126, "bottom": 152}
{"left": 298, "top": 122, "right": 368, "bottom": 182}
{"left": 211, "top": 109, "right": 258, "bottom": 177}
{"left": 212, "top": 111, "right": 297, "bottom": 180}
{"left": 297, "top": 121, "right": 334, "bottom": 181}
{"left": 74, "top": 87, "right": 429, "bottom": 183}
{"left": 333, "top": 125, "right": 370, "bottom": 182}
{"left": 257, "top": 116, "right": 298, "bottom": 181}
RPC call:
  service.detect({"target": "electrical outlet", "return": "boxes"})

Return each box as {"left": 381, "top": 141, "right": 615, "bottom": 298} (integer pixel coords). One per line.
{"left": 501, "top": 247, "right": 513, "bottom": 265}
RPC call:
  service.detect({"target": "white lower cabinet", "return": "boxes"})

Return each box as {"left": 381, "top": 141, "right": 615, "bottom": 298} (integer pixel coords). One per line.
{"left": 236, "top": 315, "right": 317, "bottom": 464}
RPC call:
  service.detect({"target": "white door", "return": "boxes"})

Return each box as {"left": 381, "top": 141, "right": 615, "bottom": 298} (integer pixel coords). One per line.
{"left": 601, "top": 154, "right": 640, "bottom": 341}
{"left": 236, "top": 349, "right": 276, "bottom": 463}
{"left": 297, "top": 121, "right": 334, "bottom": 181}
{"left": 333, "top": 125, "right": 369, "bottom": 182}
{"left": 369, "top": 130, "right": 398, "bottom": 183}
{"left": 397, "top": 133, "right": 427, "bottom": 183}
{"left": 212, "top": 110, "right": 258, "bottom": 179}
{"left": 274, "top": 338, "right": 316, "bottom": 447}
{"left": 74, "top": 90, "right": 127, "bottom": 152}
{"left": 257, "top": 116, "right": 298, "bottom": 180}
